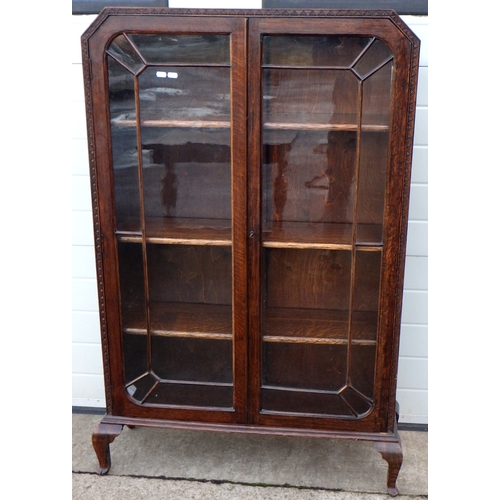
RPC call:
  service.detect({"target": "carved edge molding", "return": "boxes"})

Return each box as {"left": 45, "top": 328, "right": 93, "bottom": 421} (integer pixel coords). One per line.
{"left": 83, "top": 7, "right": 410, "bottom": 35}
{"left": 80, "top": 7, "right": 422, "bottom": 424}
{"left": 98, "top": 7, "right": 400, "bottom": 16}
{"left": 81, "top": 34, "right": 114, "bottom": 413}
{"left": 387, "top": 34, "right": 420, "bottom": 430}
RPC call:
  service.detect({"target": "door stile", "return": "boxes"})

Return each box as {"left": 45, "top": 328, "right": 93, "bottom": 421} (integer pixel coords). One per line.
{"left": 230, "top": 19, "right": 249, "bottom": 423}
{"left": 246, "top": 18, "right": 264, "bottom": 424}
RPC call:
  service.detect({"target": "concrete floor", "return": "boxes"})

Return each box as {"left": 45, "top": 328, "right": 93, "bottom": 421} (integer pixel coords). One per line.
{"left": 72, "top": 413, "right": 427, "bottom": 499}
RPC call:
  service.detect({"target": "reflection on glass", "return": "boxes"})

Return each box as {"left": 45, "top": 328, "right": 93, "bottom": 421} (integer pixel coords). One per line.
{"left": 129, "top": 34, "right": 230, "bottom": 65}
{"left": 138, "top": 66, "right": 231, "bottom": 124}
{"left": 143, "top": 243, "right": 234, "bottom": 408}
{"left": 260, "top": 35, "right": 393, "bottom": 418}
{"left": 263, "top": 69, "right": 359, "bottom": 127}
{"left": 108, "top": 56, "right": 142, "bottom": 231}
{"left": 107, "top": 34, "right": 145, "bottom": 74}
{"left": 353, "top": 39, "right": 392, "bottom": 79}
{"left": 140, "top": 128, "right": 231, "bottom": 221}
{"left": 108, "top": 33, "right": 235, "bottom": 410}
{"left": 351, "top": 250, "right": 382, "bottom": 343}
{"left": 357, "top": 60, "right": 393, "bottom": 245}
{"left": 118, "top": 242, "right": 148, "bottom": 385}
{"left": 263, "top": 35, "right": 372, "bottom": 67}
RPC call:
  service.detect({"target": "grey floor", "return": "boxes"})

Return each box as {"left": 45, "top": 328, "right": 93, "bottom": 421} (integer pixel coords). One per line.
{"left": 72, "top": 413, "right": 427, "bottom": 499}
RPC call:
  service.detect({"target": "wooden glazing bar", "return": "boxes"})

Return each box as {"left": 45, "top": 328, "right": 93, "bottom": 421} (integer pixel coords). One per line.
{"left": 139, "top": 381, "right": 160, "bottom": 405}
{"left": 125, "top": 371, "right": 151, "bottom": 389}
{"left": 345, "top": 78, "right": 365, "bottom": 387}
{"left": 350, "top": 37, "right": 376, "bottom": 67}
{"left": 154, "top": 379, "right": 233, "bottom": 388}
{"left": 262, "top": 64, "right": 355, "bottom": 70}
{"left": 353, "top": 55, "right": 394, "bottom": 82}
{"left": 262, "top": 384, "right": 340, "bottom": 396}
{"left": 106, "top": 51, "right": 138, "bottom": 75}
{"left": 124, "top": 61, "right": 231, "bottom": 68}
{"left": 133, "top": 73, "right": 153, "bottom": 372}
{"left": 124, "top": 33, "right": 148, "bottom": 65}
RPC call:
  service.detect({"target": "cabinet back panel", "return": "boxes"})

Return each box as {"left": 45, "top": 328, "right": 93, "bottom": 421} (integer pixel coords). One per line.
{"left": 263, "top": 342, "right": 348, "bottom": 391}
{"left": 262, "top": 35, "right": 373, "bottom": 67}
{"left": 147, "top": 245, "right": 232, "bottom": 305}
{"left": 261, "top": 388, "right": 353, "bottom": 417}
{"left": 151, "top": 336, "right": 232, "bottom": 383}
{"left": 263, "top": 130, "right": 358, "bottom": 224}
{"left": 143, "top": 382, "right": 233, "bottom": 409}
{"left": 263, "top": 68, "right": 359, "bottom": 121}
{"left": 264, "top": 248, "right": 351, "bottom": 310}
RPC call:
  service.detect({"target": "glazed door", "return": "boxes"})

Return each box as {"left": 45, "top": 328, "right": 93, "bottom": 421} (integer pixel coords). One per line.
{"left": 248, "top": 18, "right": 407, "bottom": 431}
{"left": 96, "top": 17, "right": 247, "bottom": 423}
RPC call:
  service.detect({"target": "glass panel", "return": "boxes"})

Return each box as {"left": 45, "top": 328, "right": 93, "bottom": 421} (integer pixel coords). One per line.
{"left": 357, "top": 60, "right": 393, "bottom": 245}
{"left": 262, "top": 343, "right": 350, "bottom": 415}
{"left": 138, "top": 64, "right": 232, "bottom": 244}
{"left": 109, "top": 33, "right": 235, "bottom": 410}
{"left": 261, "top": 70, "right": 359, "bottom": 245}
{"left": 107, "top": 34, "right": 145, "bottom": 74}
{"left": 138, "top": 66, "right": 230, "bottom": 125}
{"left": 140, "top": 128, "right": 231, "bottom": 222}
{"left": 351, "top": 250, "right": 381, "bottom": 343}
{"left": 263, "top": 35, "right": 372, "bottom": 67}
{"left": 145, "top": 243, "right": 233, "bottom": 408}
{"left": 118, "top": 242, "right": 148, "bottom": 385}
{"left": 259, "top": 34, "right": 389, "bottom": 419}
{"left": 263, "top": 68, "right": 359, "bottom": 127}
{"left": 108, "top": 56, "right": 142, "bottom": 233}
{"left": 353, "top": 39, "right": 392, "bottom": 80}
{"left": 261, "top": 248, "right": 352, "bottom": 415}
{"left": 129, "top": 34, "right": 230, "bottom": 65}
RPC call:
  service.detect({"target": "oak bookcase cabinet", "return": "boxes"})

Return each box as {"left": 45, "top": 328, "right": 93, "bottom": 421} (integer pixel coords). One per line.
{"left": 82, "top": 8, "right": 419, "bottom": 496}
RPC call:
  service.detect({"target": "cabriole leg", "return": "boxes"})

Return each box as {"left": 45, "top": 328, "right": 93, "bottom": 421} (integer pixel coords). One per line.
{"left": 374, "top": 437, "right": 403, "bottom": 497}
{"left": 91, "top": 422, "right": 123, "bottom": 474}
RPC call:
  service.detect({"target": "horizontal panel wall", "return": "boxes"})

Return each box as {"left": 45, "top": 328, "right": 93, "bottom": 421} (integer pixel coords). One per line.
{"left": 397, "top": 15, "right": 428, "bottom": 424}
{"left": 71, "top": 10, "right": 428, "bottom": 423}
{"left": 72, "top": 14, "right": 103, "bottom": 407}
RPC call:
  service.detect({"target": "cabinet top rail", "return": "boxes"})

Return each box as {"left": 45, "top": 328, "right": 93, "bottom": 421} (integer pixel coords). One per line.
{"left": 82, "top": 8, "right": 420, "bottom": 48}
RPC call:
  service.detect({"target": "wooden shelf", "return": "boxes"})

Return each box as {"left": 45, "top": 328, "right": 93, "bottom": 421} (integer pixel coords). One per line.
{"left": 264, "top": 122, "right": 388, "bottom": 132}
{"left": 110, "top": 114, "right": 388, "bottom": 132}
{"left": 122, "top": 302, "right": 233, "bottom": 340}
{"left": 263, "top": 113, "right": 389, "bottom": 133}
{"left": 263, "top": 308, "right": 377, "bottom": 345}
{"left": 262, "top": 221, "right": 382, "bottom": 250}
{"left": 111, "top": 117, "right": 231, "bottom": 129}
{"left": 117, "top": 217, "right": 232, "bottom": 246}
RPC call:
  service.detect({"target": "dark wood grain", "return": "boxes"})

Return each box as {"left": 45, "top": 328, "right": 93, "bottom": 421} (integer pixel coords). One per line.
{"left": 117, "top": 217, "right": 232, "bottom": 245}
{"left": 91, "top": 423, "right": 124, "bottom": 474}
{"left": 263, "top": 308, "right": 378, "bottom": 343}
{"left": 122, "top": 302, "right": 232, "bottom": 338}
{"left": 82, "top": 9, "right": 419, "bottom": 494}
